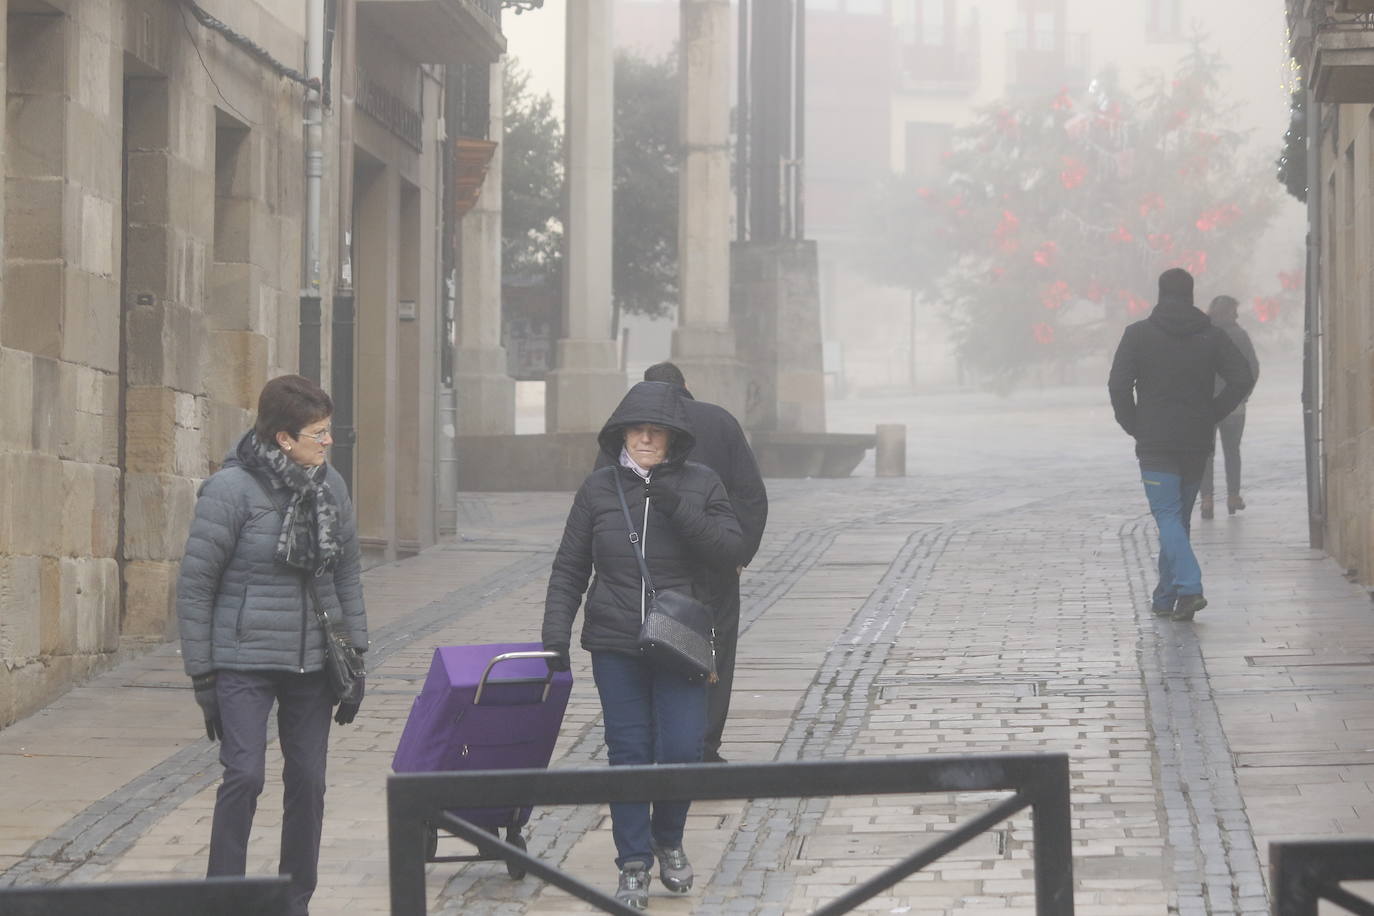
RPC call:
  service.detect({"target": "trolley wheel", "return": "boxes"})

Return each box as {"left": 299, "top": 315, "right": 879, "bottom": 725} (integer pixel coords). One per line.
{"left": 424, "top": 823, "right": 439, "bottom": 861}
{"left": 505, "top": 832, "right": 528, "bottom": 880}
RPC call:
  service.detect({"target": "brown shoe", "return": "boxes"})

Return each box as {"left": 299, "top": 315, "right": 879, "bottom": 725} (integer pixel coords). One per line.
{"left": 1227, "top": 495, "right": 1245, "bottom": 514}
{"left": 1200, "top": 497, "right": 1214, "bottom": 520}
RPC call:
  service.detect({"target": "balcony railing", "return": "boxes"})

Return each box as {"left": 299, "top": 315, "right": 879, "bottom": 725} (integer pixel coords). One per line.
{"left": 898, "top": 22, "right": 982, "bottom": 93}
{"left": 1005, "top": 30, "right": 1089, "bottom": 97}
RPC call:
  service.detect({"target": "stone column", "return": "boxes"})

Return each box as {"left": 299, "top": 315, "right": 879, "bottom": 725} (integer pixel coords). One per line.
{"left": 672, "top": 0, "right": 744, "bottom": 417}
{"left": 455, "top": 59, "right": 515, "bottom": 435}
{"left": 546, "top": 0, "right": 624, "bottom": 433}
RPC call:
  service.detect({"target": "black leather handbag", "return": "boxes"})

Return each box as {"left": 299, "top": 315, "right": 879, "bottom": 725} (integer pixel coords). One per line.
{"left": 613, "top": 471, "right": 716, "bottom": 682}
{"left": 310, "top": 582, "right": 365, "bottom": 703}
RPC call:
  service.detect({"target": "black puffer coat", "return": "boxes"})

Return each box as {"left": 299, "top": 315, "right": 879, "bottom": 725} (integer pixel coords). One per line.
{"left": 542, "top": 382, "right": 744, "bottom": 658}
{"left": 596, "top": 389, "right": 768, "bottom": 566}
{"left": 1108, "top": 294, "right": 1255, "bottom": 455}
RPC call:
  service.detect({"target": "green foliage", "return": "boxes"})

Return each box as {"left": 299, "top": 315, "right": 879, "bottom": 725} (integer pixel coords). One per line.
{"left": 502, "top": 60, "right": 563, "bottom": 281}
{"left": 863, "top": 41, "right": 1281, "bottom": 389}
{"left": 614, "top": 50, "right": 680, "bottom": 319}
{"left": 499, "top": 52, "right": 681, "bottom": 321}
{"left": 1277, "top": 90, "right": 1307, "bottom": 204}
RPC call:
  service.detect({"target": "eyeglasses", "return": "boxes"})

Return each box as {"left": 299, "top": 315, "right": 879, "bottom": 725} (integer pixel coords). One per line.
{"left": 301, "top": 427, "right": 332, "bottom": 444}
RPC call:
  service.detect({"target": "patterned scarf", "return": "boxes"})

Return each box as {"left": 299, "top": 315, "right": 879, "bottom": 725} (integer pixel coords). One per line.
{"left": 240, "top": 431, "right": 343, "bottom": 575}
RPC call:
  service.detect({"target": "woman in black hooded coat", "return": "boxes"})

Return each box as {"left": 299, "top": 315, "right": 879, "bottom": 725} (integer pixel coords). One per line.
{"left": 542, "top": 381, "right": 743, "bottom": 909}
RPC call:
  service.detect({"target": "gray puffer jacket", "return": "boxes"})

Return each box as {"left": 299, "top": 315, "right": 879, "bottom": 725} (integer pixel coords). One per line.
{"left": 176, "top": 443, "right": 368, "bottom": 678}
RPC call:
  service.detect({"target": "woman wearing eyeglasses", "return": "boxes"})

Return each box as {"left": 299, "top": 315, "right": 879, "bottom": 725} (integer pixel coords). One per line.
{"left": 176, "top": 374, "right": 368, "bottom": 916}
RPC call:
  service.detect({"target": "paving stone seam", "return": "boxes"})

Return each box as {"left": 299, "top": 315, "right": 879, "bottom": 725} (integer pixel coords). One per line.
{"left": 0, "top": 549, "right": 555, "bottom": 888}
{"left": 1122, "top": 516, "right": 1267, "bottom": 916}
{"left": 699, "top": 526, "right": 951, "bottom": 915}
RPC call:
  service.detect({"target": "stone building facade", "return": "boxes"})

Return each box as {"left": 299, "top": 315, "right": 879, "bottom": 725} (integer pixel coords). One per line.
{"left": 0, "top": 0, "right": 506, "bottom": 727}
{"left": 1288, "top": 0, "right": 1374, "bottom": 582}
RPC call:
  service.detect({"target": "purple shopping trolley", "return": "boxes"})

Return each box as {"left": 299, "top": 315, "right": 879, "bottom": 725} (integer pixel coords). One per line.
{"left": 392, "top": 642, "right": 573, "bottom": 876}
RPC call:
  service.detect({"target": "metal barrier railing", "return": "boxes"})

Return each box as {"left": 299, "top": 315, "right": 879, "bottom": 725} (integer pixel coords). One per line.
{"left": 1271, "top": 839, "right": 1374, "bottom": 915}
{"left": 0, "top": 875, "right": 290, "bottom": 916}
{"left": 388, "top": 753, "right": 1074, "bottom": 915}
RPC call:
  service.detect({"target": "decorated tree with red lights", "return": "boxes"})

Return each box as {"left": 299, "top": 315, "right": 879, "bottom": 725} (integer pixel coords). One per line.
{"left": 920, "top": 43, "right": 1280, "bottom": 387}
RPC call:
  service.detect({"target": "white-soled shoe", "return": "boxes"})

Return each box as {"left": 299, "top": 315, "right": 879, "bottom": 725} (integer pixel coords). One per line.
{"left": 651, "top": 843, "right": 693, "bottom": 894}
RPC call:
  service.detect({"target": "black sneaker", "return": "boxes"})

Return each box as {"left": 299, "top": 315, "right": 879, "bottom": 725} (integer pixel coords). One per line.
{"left": 651, "top": 843, "right": 694, "bottom": 893}
{"left": 1151, "top": 601, "right": 1175, "bottom": 617}
{"left": 1172, "top": 594, "right": 1207, "bottom": 622}
{"left": 616, "top": 861, "right": 649, "bottom": 910}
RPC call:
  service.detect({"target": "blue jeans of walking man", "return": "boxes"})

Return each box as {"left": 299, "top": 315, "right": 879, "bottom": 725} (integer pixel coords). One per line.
{"left": 1139, "top": 451, "right": 1208, "bottom": 611}
{"left": 591, "top": 651, "right": 707, "bottom": 868}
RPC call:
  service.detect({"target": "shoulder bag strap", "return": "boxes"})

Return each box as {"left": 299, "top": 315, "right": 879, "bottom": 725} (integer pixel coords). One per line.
{"left": 612, "top": 470, "right": 656, "bottom": 597}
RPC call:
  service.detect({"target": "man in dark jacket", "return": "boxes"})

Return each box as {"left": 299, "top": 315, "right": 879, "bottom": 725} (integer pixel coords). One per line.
{"left": 1109, "top": 268, "right": 1255, "bottom": 621}
{"left": 596, "top": 362, "right": 768, "bottom": 762}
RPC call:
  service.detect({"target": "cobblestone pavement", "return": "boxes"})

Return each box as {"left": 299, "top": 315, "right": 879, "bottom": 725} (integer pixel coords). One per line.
{"left": 4, "top": 361, "right": 1374, "bottom": 914}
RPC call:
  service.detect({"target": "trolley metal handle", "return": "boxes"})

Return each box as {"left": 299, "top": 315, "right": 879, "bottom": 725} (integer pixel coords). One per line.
{"left": 474, "top": 651, "right": 561, "bottom": 706}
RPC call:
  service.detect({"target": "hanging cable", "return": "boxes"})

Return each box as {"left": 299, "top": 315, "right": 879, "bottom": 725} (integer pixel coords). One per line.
{"left": 176, "top": 0, "right": 319, "bottom": 95}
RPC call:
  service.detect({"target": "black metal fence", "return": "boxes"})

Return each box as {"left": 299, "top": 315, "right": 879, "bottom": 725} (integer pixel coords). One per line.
{"left": 1271, "top": 839, "right": 1374, "bottom": 915}
{"left": 0, "top": 875, "right": 290, "bottom": 916}
{"left": 388, "top": 753, "right": 1074, "bottom": 915}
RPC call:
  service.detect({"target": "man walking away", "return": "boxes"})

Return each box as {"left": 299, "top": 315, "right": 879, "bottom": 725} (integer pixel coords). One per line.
{"left": 598, "top": 362, "right": 769, "bottom": 761}
{"left": 1108, "top": 269, "right": 1254, "bottom": 622}
{"left": 1199, "top": 294, "right": 1260, "bottom": 519}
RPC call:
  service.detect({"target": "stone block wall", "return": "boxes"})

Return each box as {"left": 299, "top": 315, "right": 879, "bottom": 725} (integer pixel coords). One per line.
{"left": 0, "top": 0, "right": 320, "bottom": 728}
{"left": 1316, "top": 102, "right": 1374, "bottom": 586}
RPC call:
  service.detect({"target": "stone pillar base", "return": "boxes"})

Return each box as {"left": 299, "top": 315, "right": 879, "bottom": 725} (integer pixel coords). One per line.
{"left": 545, "top": 338, "right": 625, "bottom": 433}
{"left": 670, "top": 323, "right": 745, "bottom": 419}
{"left": 454, "top": 346, "right": 515, "bottom": 435}
{"left": 730, "top": 240, "right": 827, "bottom": 433}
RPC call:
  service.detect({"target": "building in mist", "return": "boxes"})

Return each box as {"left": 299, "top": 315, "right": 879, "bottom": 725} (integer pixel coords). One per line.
{"left": 0, "top": 0, "right": 506, "bottom": 727}
{"left": 1287, "top": 0, "right": 1374, "bottom": 585}
{"left": 611, "top": 0, "right": 1295, "bottom": 395}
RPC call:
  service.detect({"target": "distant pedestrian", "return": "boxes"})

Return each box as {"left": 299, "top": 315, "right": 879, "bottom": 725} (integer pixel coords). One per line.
{"left": 1199, "top": 295, "right": 1259, "bottom": 519}
{"left": 547, "top": 381, "right": 743, "bottom": 909}
{"left": 1108, "top": 269, "right": 1255, "bottom": 622}
{"left": 596, "top": 361, "right": 769, "bottom": 763}
{"left": 176, "top": 374, "right": 368, "bottom": 916}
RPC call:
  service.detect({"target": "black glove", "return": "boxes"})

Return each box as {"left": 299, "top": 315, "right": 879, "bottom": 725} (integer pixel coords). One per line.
{"left": 334, "top": 677, "right": 365, "bottom": 725}
{"left": 192, "top": 673, "right": 223, "bottom": 741}
{"left": 544, "top": 646, "right": 570, "bottom": 673}
{"left": 646, "top": 478, "right": 681, "bottom": 515}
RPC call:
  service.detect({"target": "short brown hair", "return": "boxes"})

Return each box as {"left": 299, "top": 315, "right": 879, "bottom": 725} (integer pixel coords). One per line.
{"left": 255, "top": 374, "right": 333, "bottom": 448}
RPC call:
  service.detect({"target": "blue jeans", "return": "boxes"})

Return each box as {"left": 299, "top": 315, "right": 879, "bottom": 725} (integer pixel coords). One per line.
{"left": 591, "top": 651, "right": 708, "bottom": 868}
{"left": 1139, "top": 452, "right": 1206, "bottom": 609}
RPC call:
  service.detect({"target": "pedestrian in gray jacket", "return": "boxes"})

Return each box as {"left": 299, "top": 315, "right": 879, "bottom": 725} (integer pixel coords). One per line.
{"left": 176, "top": 374, "right": 367, "bottom": 916}
{"left": 1199, "top": 294, "right": 1260, "bottom": 519}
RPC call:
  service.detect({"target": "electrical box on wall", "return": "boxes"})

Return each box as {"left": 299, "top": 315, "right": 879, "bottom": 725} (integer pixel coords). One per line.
{"left": 399, "top": 300, "right": 417, "bottom": 321}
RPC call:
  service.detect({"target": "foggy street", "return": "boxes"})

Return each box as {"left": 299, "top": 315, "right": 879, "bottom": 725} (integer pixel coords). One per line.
{"left": 4, "top": 356, "right": 1371, "bottom": 914}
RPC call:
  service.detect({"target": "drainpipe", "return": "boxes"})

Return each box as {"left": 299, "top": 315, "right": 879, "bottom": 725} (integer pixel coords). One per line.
{"left": 301, "top": 0, "right": 326, "bottom": 380}
{"left": 1302, "top": 84, "right": 1324, "bottom": 550}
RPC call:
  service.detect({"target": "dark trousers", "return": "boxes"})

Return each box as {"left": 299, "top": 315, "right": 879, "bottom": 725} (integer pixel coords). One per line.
{"left": 591, "top": 651, "right": 707, "bottom": 868}
{"left": 208, "top": 669, "right": 333, "bottom": 916}
{"left": 1201, "top": 410, "right": 1246, "bottom": 501}
{"left": 704, "top": 570, "right": 740, "bottom": 756}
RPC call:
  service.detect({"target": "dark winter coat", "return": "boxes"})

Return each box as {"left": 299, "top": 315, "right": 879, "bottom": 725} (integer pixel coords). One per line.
{"left": 595, "top": 389, "right": 768, "bottom": 566}
{"left": 1108, "top": 295, "right": 1255, "bottom": 455}
{"left": 543, "top": 381, "right": 744, "bottom": 658}
{"left": 176, "top": 443, "right": 368, "bottom": 678}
